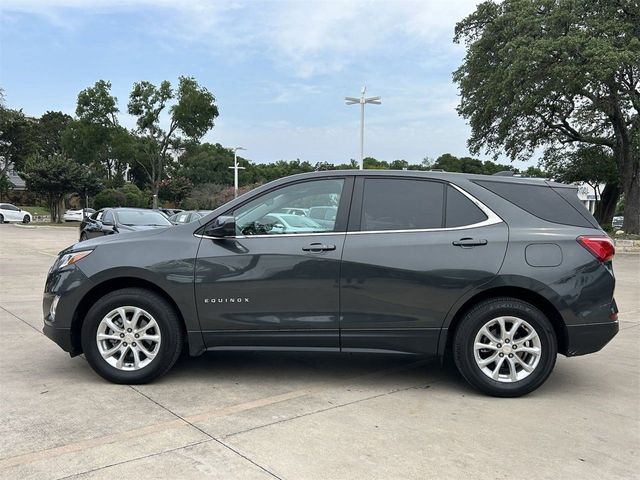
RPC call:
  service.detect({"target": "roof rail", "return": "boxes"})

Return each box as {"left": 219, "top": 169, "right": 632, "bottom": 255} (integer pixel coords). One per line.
{"left": 492, "top": 170, "right": 515, "bottom": 176}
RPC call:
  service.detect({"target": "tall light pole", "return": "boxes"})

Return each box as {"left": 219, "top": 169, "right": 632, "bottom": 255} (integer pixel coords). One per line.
{"left": 228, "top": 147, "right": 246, "bottom": 198}
{"left": 345, "top": 86, "right": 381, "bottom": 170}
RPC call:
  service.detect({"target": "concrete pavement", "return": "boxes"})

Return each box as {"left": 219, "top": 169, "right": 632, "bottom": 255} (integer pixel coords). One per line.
{"left": 0, "top": 224, "right": 638, "bottom": 479}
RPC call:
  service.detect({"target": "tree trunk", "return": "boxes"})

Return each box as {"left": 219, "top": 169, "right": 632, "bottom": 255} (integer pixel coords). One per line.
{"left": 57, "top": 196, "right": 65, "bottom": 223}
{"left": 152, "top": 181, "right": 159, "bottom": 209}
{"left": 593, "top": 182, "right": 620, "bottom": 227}
{"left": 622, "top": 165, "right": 639, "bottom": 234}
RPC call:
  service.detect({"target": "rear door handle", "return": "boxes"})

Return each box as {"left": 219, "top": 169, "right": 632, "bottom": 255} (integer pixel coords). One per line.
{"left": 452, "top": 238, "right": 488, "bottom": 248}
{"left": 302, "top": 243, "right": 336, "bottom": 252}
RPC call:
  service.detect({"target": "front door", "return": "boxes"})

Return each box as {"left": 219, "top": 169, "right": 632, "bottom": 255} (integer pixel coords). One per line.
{"left": 340, "top": 177, "right": 508, "bottom": 355}
{"left": 195, "top": 177, "right": 353, "bottom": 350}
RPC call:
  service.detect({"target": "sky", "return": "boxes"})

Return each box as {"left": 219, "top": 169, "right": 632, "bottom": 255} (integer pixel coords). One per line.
{"left": 0, "top": 0, "right": 532, "bottom": 167}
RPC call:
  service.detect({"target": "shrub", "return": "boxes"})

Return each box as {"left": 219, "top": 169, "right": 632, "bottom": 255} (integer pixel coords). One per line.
{"left": 94, "top": 184, "right": 149, "bottom": 209}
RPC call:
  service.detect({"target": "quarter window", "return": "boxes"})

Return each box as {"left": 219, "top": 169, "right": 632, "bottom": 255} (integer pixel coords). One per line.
{"left": 233, "top": 179, "right": 344, "bottom": 236}
{"left": 445, "top": 186, "right": 488, "bottom": 227}
{"left": 361, "top": 178, "right": 444, "bottom": 231}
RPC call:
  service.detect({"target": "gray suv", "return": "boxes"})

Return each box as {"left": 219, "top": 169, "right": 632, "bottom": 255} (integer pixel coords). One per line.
{"left": 42, "top": 171, "right": 618, "bottom": 397}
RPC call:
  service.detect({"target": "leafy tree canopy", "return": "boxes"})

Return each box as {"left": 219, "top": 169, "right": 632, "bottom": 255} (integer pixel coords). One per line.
{"left": 454, "top": 0, "right": 640, "bottom": 231}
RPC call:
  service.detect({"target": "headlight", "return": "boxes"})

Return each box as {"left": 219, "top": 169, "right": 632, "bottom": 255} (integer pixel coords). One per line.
{"left": 57, "top": 250, "right": 93, "bottom": 269}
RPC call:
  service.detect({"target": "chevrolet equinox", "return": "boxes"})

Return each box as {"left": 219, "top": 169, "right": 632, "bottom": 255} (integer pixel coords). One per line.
{"left": 43, "top": 171, "right": 618, "bottom": 397}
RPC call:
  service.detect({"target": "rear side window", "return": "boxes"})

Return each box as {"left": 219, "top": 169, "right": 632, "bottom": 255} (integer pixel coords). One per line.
{"left": 361, "top": 178, "right": 444, "bottom": 230}
{"left": 475, "top": 180, "right": 594, "bottom": 228}
{"left": 445, "top": 186, "right": 487, "bottom": 227}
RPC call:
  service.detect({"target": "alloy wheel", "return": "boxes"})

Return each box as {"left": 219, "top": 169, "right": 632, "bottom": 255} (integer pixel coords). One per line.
{"left": 96, "top": 306, "right": 161, "bottom": 371}
{"left": 473, "top": 316, "right": 542, "bottom": 383}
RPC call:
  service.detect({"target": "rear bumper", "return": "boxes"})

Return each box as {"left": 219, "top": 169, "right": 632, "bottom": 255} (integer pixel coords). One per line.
{"left": 565, "top": 321, "right": 619, "bottom": 357}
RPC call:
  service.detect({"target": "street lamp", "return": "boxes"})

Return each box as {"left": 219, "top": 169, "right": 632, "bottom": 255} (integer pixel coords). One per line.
{"left": 345, "top": 86, "right": 381, "bottom": 170}
{"left": 228, "top": 147, "right": 246, "bottom": 198}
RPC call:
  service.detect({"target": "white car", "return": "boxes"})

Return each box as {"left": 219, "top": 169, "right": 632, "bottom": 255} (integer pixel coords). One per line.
{"left": 0, "top": 203, "right": 32, "bottom": 224}
{"left": 63, "top": 208, "right": 95, "bottom": 222}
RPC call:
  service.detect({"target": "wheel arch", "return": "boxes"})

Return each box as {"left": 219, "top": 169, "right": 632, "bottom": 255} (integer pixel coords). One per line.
{"left": 69, "top": 277, "right": 201, "bottom": 356}
{"left": 440, "top": 286, "right": 568, "bottom": 358}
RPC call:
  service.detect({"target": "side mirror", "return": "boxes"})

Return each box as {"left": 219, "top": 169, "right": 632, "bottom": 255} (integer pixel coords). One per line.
{"left": 206, "top": 216, "right": 236, "bottom": 238}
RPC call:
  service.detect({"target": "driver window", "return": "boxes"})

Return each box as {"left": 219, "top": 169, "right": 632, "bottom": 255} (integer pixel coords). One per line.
{"left": 233, "top": 179, "right": 344, "bottom": 236}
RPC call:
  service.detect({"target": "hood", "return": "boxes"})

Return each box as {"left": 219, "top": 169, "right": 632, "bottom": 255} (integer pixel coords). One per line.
{"left": 65, "top": 226, "right": 170, "bottom": 254}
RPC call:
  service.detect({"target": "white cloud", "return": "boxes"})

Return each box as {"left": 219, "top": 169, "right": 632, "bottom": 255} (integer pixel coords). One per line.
{"left": 2, "top": 0, "right": 478, "bottom": 77}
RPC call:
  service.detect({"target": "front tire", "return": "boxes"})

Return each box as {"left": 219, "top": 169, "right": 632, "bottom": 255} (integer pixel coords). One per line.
{"left": 23, "top": 214, "right": 30, "bottom": 224}
{"left": 0, "top": 214, "right": 4, "bottom": 223}
{"left": 81, "top": 288, "right": 183, "bottom": 384}
{"left": 453, "top": 297, "right": 557, "bottom": 397}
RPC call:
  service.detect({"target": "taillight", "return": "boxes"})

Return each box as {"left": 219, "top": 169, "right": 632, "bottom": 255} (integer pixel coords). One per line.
{"left": 577, "top": 235, "right": 615, "bottom": 262}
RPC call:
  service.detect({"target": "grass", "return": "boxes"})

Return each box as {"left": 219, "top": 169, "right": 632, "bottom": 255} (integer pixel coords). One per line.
{"left": 17, "top": 205, "right": 50, "bottom": 216}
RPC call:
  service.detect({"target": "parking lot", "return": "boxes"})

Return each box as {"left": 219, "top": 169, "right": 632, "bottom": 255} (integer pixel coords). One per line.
{"left": 0, "top": 223, "right": 638, "bottom": 480}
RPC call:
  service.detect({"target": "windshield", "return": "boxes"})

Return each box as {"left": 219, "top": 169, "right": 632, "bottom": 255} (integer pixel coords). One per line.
{"left": 117, "top": 210, "right": 172, "bottom": 226}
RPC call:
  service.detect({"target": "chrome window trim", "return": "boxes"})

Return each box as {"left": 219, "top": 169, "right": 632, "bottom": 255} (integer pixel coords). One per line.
{"left": 194, "top": 183, "right": 503, "bottom": 240}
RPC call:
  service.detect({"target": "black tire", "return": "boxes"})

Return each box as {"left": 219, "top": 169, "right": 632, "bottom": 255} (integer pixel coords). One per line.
{"left": 22, "top": 214, "right": 30, "bottom": 224}
{"left": 453, "top": 297, "right": 557, "bottom": 397}
{"left": 81, "top": 288, "right": 183, "bottom": 384}
{"left": 80, "top": 232, "right": 88, "bottom": 241}
{"left": 0, "top": 214, "right": 4, "bottom": 223}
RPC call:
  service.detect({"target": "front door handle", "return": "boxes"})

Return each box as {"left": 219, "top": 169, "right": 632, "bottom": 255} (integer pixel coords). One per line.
{"left": 302, "top": 243, "right": 336, "bottom": 252}
{"left": 452, "top": 238, "right": 488, "bottom": 248}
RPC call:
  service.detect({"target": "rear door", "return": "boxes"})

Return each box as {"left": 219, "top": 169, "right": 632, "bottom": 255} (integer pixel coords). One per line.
{"left": 340, "top": 177, "right": 508, "bottom": 355}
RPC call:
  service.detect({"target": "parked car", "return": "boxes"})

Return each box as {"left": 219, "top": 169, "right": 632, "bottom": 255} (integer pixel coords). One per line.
{"left": 43, "top": 171, "right": 618, "bottom": 396}
{"left": 612, "top": 216, "right": 624, "bottom": 229}
{"left": 308, "top": 205, "right": 338, "bottom": 227}
{"left": 79, "top": 208, "right": 172, "bottom": 241}
{"left": 278, "top": 207, "right": 309, "bottom": 216}
{"left": 258, "top": 213, "right": 324, "bottom": 234}
{"left": 64, "top": 208, "right": 96, "bottom": 222}
{"left": 158, "top": 208, "right": 183, "bottom": 218}
{"left": 0, "top": 203, "right": 32, "bottom": 223}
{"left": 168, "top": 210, "right": 213, "bottom": 225}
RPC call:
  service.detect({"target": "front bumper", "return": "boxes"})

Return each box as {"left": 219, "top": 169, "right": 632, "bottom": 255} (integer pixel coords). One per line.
{"left": 565, "top": 321, "right": 619, "bottom": 357}
{"left": 42, "top": 263, "right": 93, "bottom": 356}
{"left": 42, "top": 324, "right": 78, "bottom": 355}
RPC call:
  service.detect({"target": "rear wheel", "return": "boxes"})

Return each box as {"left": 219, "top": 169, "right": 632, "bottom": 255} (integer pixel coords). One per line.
{"left": 453, "top": 297, "right": 557, "bottom": 397}
{"left": 80, "top": 232, "right": 88, "bottom": 241}
{"left": 0, "top": 214, "right": 4, "bottom": 223}
{"left": 22, "top": 215, "right": 30, "bottom": 224}
{"left": 81, "top": 288, "right": 183, "bottom": 384}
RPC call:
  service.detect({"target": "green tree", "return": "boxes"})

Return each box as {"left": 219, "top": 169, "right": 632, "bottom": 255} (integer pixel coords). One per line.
{"left": 63, "top": 81, "right": 130, "bottom": 182}
{"left": 127, "top": 77, "right": 219, "bottom": 207}
{"left": 38, "top": 111, "right": 73, "bottom": 158}
{"left": 545, "top": 146, "right": 618, "bottom": 206}
{"left": 22, "top": 154, "right": 86, "bottom": 222}
{"left": 0, "top": 106, "right": 38, "bottom": 176}
{"left": 453, "top": 0, "right": 640, "bottom": 232}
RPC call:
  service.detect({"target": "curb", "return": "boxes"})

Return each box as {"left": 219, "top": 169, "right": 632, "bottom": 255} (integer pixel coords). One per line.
{"left": 614, "top": 239, "right": 640, "bottom": 254}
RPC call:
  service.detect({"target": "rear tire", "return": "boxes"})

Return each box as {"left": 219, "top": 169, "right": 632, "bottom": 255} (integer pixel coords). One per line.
{"left": 0, "top": 214, "right": 4, "bottom": 223}
{"left": 81, "top": 288, "right": 183, "bottom": 384}
{"left": 22, "top": 215, "right": 30, "bottom": 224}
{"left": 80, "top": 232, "right": 88, "bottom": 241}
{"left": 453, "top": 297, "right": 557, "bottom": 397}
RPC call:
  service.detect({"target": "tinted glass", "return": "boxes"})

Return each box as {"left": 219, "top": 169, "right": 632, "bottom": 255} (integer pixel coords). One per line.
{"left": 475, "top": 180, "right": 593, "bottom": 228}
{"left": 361, "top": 178, "right": 444, "bottom": 231}
{"left": 445, "top": 186, "right": 487, "bottom": 227}
{"left": 116, "top": 210, "right": 172, "bottom": 226}
{"left": 233, "top": 179, "right": 344, "bottom": 235}
{"left": 552, "top": 186, "right": 600, "bottom": 228}
{"left": 102, "top": 210, "right": 114, "bottom": 224}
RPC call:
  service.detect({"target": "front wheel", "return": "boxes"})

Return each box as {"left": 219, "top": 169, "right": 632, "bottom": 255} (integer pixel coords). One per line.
{"left": 81, "top": 288, "right": 183, "bottom": 384}
{"left": 0, "top": 214, "right": 4, "bottom": 223}
{"left": 22, "top": 214, "right": 30, "bottom": 224}
{"left": 453, "top": 297, "right": 557, "bottom": 397}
